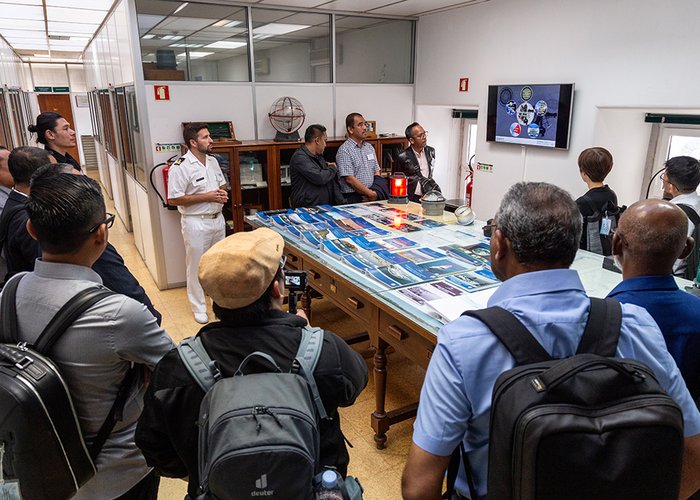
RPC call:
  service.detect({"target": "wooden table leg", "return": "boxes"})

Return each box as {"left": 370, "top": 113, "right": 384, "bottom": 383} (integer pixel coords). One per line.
{"left": 371, "top": 337, "right": 389, "bottom": 449}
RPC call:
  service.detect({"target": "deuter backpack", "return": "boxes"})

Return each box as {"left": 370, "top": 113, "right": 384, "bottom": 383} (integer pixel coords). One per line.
{"left": 677, "top": 203, "right": 700, "bottom": 281}
{"left": 0, "top": 274, "right": 135, "bottom": 500}
{"left": 177, "top": 326, "right": 328, "bottom": 500}
{"left": 446, "top": 298, "right": 685, "bottom": 500}
{"left": 580, "top": 195, "right": 624, "bottom": 256}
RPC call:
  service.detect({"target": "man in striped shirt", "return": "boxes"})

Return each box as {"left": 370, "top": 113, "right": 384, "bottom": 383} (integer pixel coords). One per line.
{"left": 336, "top": 112, "right": 380, "bottom": 204}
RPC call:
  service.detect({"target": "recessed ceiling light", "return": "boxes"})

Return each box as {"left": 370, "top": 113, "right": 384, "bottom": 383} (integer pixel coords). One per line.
{"left": 253, "top": 23, "right": 310, "bottom": 36}
{"left": 224, "top": 20, "right": 242, "bottom": 28}
{"left": 142, "top": 34, "right": 155, "bottom": 39}
{"left": 204, "top": 41, "right": 246, "bottom": 49}
{"left": 161, "top": 35, "right": 184, "bottom": 40}
{"left": 187, "top": 51, "right": 213, "bottom": 59}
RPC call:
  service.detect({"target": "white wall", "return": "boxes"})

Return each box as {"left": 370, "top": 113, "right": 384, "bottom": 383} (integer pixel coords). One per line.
{"left": 415, "top": 0, "right": 700, "bottom": 219}
{"left": 336, "top": 84, "right": 414, "bottom": 137}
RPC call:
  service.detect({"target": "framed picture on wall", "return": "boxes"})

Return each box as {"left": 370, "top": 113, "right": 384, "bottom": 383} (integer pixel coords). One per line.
{"left": 366, "top": 120, "right": 377, "bottom": 139}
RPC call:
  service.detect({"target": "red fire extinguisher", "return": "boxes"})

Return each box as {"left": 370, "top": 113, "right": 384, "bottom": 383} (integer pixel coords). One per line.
{"left": 465, "top": 154, "right": 475, "bottom": 207}
{"left": 150, "top": 154, "right": 179, "bottom": 210}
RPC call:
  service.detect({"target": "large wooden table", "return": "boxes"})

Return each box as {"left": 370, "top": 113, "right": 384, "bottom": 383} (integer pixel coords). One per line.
{"left": 248, "top": 203, "right": 634, "bottom": 448}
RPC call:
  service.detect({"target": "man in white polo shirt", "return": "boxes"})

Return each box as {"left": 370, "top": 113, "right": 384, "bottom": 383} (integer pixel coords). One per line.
{"left": 167, "top": 122, "right": 228, "bottom": 324}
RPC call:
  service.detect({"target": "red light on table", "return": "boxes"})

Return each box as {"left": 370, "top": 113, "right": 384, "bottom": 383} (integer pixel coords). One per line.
{"left": 388, "top": 172, "right": 408, "bottom": 204}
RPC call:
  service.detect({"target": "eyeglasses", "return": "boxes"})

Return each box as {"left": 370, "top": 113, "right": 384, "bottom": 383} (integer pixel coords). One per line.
{"left": 661, "top": 173, "right": 677, "bottom": 188}
{"left": 88, "top": 213, "right": 115, "bottom": 233}
{"left": 482, "top": 219, "right": 497, "bottom": 237}
{"left": 414, "top": 131, "right": 428, "bottom": 139}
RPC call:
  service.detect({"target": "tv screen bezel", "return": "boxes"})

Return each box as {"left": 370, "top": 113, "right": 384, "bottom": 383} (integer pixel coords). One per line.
{"left": 486, "top": 83, "right": 574, "bottom": 150}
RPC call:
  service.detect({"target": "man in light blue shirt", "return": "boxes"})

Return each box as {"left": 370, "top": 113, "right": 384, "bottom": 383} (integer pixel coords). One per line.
{"left": 402, "top": 182, "right": 700, "bottom": 500}
{"left": 336, "top": 112, "right": 380, "bottom": 204}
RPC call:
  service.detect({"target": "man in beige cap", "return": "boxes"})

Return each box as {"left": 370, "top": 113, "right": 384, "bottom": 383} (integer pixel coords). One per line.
{"left": 136, "top": 228, "right": 368, "bottom": 498}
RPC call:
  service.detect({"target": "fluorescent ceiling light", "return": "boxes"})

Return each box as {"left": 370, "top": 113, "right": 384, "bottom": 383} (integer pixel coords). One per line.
{"left": 187, "top": 51, "right": 213, "bottom": 59}
{"left": 33, "top": 53, "right": 51, "bottom": 58}
{"left": 253, "top": 34, "right": 272, "bottom": 41}
{"left": 204, "top": 41, "right": 246, "bottom": 49}
{"left": 170, "top": 43, "right": 203, "bottom": 48}
{"left": 161, "top": 35, "right": 184, "bottom": 40}
{"left": 0, "top": 5, "right": 44, "bottom": 21}
{"left": 142, "top": 34, "right": 155, "bottom": 39}
{"left": 48, "top": 21, "right": 99, "bottom": 33}
{"left": 224, "top": 20, "right": 242, "bottom": 28}
{"left": 0, "top": 0, "right": 42, "bottom": 4}
{"left": 46, "top": 6, "right": 106, "bottom": 24}
{"left": 0, "top": 19, "right": 45, "bottom": 30}
{"left": 173, "top": 2, "right": 188, "bottom": 14}
{"left": 46, "top": 0, "right": 112, "bottom": 9}
{"left": 253, "top": 23, "right": 310, "bottom": 36}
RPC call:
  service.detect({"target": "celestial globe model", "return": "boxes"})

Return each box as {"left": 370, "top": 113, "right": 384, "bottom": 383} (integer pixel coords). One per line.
{"left": 268, "top": 96, "right": 306, "bottom": 142}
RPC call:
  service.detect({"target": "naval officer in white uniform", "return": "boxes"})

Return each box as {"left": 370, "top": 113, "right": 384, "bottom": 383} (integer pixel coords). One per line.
{"left": 167, "top": 122, "right": 228, "bottom": 324}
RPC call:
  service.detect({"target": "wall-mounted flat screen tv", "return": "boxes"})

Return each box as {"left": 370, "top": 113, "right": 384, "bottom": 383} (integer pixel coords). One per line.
{"left": 486, "top": 83, "right": 574, "bottom": 149}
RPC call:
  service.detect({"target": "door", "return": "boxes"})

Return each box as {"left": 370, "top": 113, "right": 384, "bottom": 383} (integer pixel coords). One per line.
{"left": 37, "top": 93, "right": 81, "bottom": 163}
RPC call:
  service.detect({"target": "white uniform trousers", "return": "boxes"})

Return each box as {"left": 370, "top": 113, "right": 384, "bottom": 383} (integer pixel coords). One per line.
{"left": 181, "top": 213, "right": 226, "bottom": 314}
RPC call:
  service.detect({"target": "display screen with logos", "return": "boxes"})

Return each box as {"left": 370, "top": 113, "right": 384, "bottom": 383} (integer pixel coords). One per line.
{"left": 486, "top": 84, "right": 574, "bottom": 149}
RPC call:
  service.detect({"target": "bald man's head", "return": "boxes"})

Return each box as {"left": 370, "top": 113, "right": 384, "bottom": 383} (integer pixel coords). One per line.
{"left": 614, "top": 199, "right": 693, "bottom": 277}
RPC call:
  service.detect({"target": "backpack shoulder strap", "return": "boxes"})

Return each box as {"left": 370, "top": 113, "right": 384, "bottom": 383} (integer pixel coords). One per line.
{"left": 677, "top": 203, "right": 700, "bottom": 225}
{"left": 575, "top": 298, "right": 622, "bottom": 356}
{"left": 461, "top": 307, "right": 552, "bottom": 365}
{"left": 34, "top": 286, "right": 116, "bottom": 354}
{"left": 176, "top": 336, "right": 222, "bottom": 392}
{"left": 294, "top": 326, "right": 328, "bottom": 420}
{"left": 0, "top": 272, "right": 26, "bottom": 344}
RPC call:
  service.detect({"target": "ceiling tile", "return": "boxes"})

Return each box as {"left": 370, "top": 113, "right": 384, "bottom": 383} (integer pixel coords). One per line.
{"left": 11, "top": 40, "right": 49, "bottom": 50}
{"left": 255, "top": 0, "right": 327, "bottom": 7}
{"left": 314, "top": 0, "right": 398, "bottom": 12}
{"left": 135, "top": 0, "right": 179, "bottom": 16}
{"left": 157, "top": 16, "right": 217, "bottom": 32}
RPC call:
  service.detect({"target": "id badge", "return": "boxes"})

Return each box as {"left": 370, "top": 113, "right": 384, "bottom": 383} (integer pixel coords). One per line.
{"left": 600, "top": 217, "right": 612, "bottom": 236}
{"left": 367, "top": 153, "right": 374, "bottom": 160}
{"left": 0, "top": 480, "right": 22, "bottom": 499}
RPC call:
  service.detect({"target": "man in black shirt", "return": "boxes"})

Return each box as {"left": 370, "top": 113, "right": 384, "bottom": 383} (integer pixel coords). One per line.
{"left": 290, "top": 124, "right": 344, "bottom": 207}
{"left": 136, "top": 228, "right": 368, "bottom": 497}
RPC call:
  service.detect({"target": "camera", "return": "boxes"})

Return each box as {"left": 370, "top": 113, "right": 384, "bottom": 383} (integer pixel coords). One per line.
{"left": 284, "top": 270, "right": 308, "bottom": 292}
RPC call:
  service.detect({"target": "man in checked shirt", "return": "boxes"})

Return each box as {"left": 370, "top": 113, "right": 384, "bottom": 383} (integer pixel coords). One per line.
{"left": 336, "top": 112, "right": 380, "bottom": 204}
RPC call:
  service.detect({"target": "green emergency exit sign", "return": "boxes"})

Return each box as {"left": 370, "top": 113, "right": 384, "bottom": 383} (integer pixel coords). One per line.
{"left": 34, "top": 86, "right": 70, "bottom": 93}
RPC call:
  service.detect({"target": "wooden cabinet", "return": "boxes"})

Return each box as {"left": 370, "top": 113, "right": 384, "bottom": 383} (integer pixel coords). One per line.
{"left": 212, "top": 136, "right": 408, "bottom": 232}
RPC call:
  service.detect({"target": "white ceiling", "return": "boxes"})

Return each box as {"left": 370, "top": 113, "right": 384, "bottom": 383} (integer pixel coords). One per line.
{"left": 0, "top": 0, "right": 487, "bottom": 63}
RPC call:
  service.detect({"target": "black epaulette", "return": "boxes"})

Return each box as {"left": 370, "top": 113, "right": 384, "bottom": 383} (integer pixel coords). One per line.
{"left": 173, "top": 157, "right": 185, "bottom": 165}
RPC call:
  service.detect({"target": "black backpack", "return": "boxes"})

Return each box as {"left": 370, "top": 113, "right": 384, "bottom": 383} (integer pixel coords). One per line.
{"left": 0, "top": 274, "right": 135, "bottom": 500}
{"left": 446, "top": 298, "right": 685, "bottom": 500}
{"left": 677, "top": 204, "right": 700, "bottom": 281}
{"left": 580, "top": 195, "right": 624, "bottom": 256}
{"left": 177, "top": 326, "right": 330, "bottom": 500}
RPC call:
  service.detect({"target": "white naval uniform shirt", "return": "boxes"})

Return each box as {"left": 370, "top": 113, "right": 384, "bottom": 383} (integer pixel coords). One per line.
{"left": 167, "top": 149, "right": 226, "bottom": 215}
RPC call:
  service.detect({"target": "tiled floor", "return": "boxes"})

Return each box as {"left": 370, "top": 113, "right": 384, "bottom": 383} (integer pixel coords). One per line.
{"left": 102, "top": 180, "right": 426, "bottom": 499}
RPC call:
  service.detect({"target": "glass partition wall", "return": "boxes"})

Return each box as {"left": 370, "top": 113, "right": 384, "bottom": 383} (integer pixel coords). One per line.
{"left": 135, "top": 0, "right": 414, "bottom": 84}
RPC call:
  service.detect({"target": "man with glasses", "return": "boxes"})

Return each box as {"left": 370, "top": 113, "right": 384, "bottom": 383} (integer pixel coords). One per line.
{"left": 608, "top": 199, "right": 700, "bottom": 401}
{"left": 1, "top": 167, "right": 174, "bottom": 499}
{"left": 662, "top": 156, "right": 700, "bottom": 278}
{"left": 290, "top": 124, "right": 344, "bottom": 208}
{"left": 0, "top": 151, "right": 162, "bottom": 322}
{"left": 136, "top": 228, "right": 368, "bottom": 498}
{"left": 402, "top": 182, "right": 700, "bottom": 500}
{"left": 395, "top": 122, "right": 441, "bottom": 202}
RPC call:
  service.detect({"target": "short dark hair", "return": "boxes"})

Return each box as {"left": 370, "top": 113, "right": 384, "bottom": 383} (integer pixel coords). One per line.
{"left": 665, "top": 156, "right": 700, "bottom": 193}
{"left": 183, "top": 122, "right": 209, "bottom": 149}
{"left": 28, "top": 112, "right": 63, "bottom": 146}
{"left": 496, "top": 182, "right": 582, "bottom": 268}
{"left": 578, "top": 147, "right": 613, "bottom": 182}
{"left": 0, "top": 145, "right": 7, "bottom": 151}
{"left": 26, "top": 166, "right": 105, "bottom": 254}
{"left": 8, "top": 146, "right": 52, "bottom": 184}
{"left": 212, "top": 266, "right": 284, "bottom": 325}
{"left": 304, "top": 124, "right": 326, "bottom": 143}
{"left": 405, "top": 122, "right": 420, "bottom": 139}
{"left": 345, "top": 113, "right": 363, "bottom": 133}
